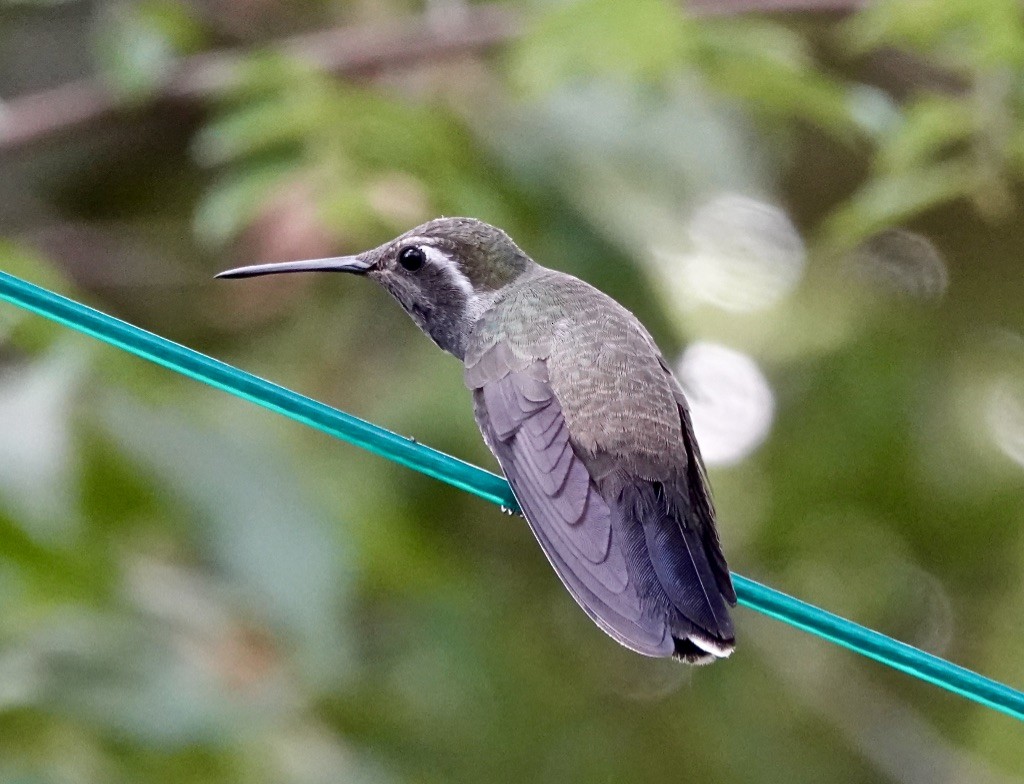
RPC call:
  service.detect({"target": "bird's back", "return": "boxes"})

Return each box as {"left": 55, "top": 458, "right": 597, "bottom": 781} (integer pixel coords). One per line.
{"left": 465, "top": 269, "right": 736, "bottom": 662}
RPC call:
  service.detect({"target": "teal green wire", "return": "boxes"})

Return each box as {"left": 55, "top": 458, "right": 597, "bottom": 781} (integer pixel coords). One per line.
{"left": 0, "top": 270, "right": 513, "bottom": 509}
{"left": 2, "top": 269, "right": 1022, "bottom": 723}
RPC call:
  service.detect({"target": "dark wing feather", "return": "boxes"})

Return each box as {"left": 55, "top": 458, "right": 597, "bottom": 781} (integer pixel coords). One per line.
{"left": 660, "top": 357, "right": 737, "bottom": 605}
{"left": 628, "top": 479, "right": 735, "bottom": 640}
{"left": 472, "top": 357, "right": 674, "bottom": 657}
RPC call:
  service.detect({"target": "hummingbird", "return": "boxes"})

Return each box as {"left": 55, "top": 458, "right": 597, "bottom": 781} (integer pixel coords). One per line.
{"left": 218, "top": 217, "right": 736, "bottom": 663}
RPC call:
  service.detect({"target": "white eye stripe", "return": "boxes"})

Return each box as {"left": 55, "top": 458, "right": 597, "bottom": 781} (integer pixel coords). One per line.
{"left": 399, "top": 235, "right": 431, "bottom": 247}
{"left": 394, "top": 240, "right": 495, "bottom": 328}
{"left": 416, "top": 245, "right": 475, "bottom": 297}
{"left": 420, "top": 245, "right": 455, "bottom": 268}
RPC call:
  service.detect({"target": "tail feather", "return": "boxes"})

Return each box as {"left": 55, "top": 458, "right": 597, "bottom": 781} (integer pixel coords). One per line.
{"left": 619, "top": 479, "right": 735, "bottom": 660}
{"left": 674, "top": 636, "right": 730, "bottom": 665}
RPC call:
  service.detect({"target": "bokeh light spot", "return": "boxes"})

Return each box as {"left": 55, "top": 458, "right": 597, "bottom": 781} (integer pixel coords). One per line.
{"left": 676, "top": 342, "right": 775, "bottom": 466}
{"left": 652, "top": 194, "right": 805, "bottom": 313}
{"left": 849, "top": 229, "right": 949, "bottom": 301}
{"left": 986, "top": 376, "right": 1024, "bottom": 471}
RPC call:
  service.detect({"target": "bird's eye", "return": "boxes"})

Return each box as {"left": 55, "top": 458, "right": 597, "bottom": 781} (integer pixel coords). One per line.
{"left": 397, "top": 246, "right": 425, "bottom": 271}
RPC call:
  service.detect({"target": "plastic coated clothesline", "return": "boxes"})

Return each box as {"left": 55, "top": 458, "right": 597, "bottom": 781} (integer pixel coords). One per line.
{"left": 1, "top": 269, "right": 1023, "bottom": 723}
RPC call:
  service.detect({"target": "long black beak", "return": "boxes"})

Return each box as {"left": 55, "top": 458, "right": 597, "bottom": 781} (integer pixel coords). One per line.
{"left": 215, "top": 255, "right": 372, "bottom": 279}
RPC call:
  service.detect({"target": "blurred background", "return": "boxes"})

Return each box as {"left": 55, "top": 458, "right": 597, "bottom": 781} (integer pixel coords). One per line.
{"left": 2, "top": 0, "right": 1024, "bottom": 781}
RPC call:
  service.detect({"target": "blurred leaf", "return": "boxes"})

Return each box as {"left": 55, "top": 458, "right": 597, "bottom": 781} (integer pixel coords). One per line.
{"left": 876, "top": 94, "right": 975, "bottom": 173}
{"left": 0, "top": 341, "right": 87, "bottom": 541}
{"left": 1009, "top": 126, "right": 1024, "bottom": 171}
{"left": 194, "top": 158, "right": 300, "bottom": 247}
{"left": 697, "top": 19, "right": 855, "bottom": 134}
{"left": 199, "top": 71, "right": 519, "bottom": 246}
{"left": 846, "top": 0, "right": 1024, "bottom": 69}
{"left": 822, "top": 160, "right": 975, "bottom": 248}
{"left": 96, "top": 391, "right": 354, "bottom": 682}
{"left": 0, "top": 242, "right": 72, "bottom": 353}
{"left": 837, "top": 0, "right": 1024, "bottom": 231}
{"left": 194, "top": 95, "right": 318, "bottom": 168}
{"left": 846, "top": 84, "right": 903, "bottom": 139}
{"left": 217, "top": 50, "right": 321, "bottom": 102}
{"left": 27, "top": 609, "right": 245, "bottom": 745}
{"left": 94, "top": 0, "right": 208, "bottom": 98}
{"left": 511, "top": 0, "right": 698, "bottom": 91}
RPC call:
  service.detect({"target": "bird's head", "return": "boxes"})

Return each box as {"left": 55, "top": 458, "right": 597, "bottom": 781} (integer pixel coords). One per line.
{"left": 217, "top": 217, "right": 535, "bottom": 359}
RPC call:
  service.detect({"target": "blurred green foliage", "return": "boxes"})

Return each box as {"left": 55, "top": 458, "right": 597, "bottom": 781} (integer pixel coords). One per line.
{"left": 95, "top": 1, "right": 209, "bottom": 97}
{"left": 1, "top": 1, "right": 1024, "bottom": 783}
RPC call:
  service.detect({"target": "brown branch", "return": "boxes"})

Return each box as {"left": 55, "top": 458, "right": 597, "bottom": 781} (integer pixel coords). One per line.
{"left": 0, "top": 0, "right": 868, "bottom": 152}
{"left": 0, "top": 5, "right": 519, "bottom": 151}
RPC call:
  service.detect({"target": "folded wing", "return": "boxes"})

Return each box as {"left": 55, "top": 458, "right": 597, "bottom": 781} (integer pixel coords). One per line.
{"left": 468, "top": 346, "right": 676, "bottom": 657}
